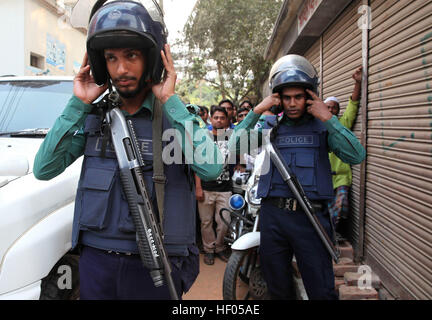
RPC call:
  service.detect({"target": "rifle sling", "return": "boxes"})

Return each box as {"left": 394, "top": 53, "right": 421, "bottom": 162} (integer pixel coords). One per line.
{"left": 152, "top": 98, "right": 166, "bottom": 234}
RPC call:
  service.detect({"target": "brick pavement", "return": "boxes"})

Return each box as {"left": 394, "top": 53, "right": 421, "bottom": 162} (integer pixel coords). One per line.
{"left": 182, "top": 253, "right": 226, "bottom": 300}
{"left": 183, "top": 241, "right": 390, "bottom": 300}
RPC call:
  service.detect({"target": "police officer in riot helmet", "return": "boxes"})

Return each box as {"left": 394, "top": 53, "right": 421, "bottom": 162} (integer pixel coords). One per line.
{"left": 235, "top": 54, "right": 366, "bottom": 299}
{"left": 34, "top": 0, "right": 223, "bottom": 299}
{"left": 83, "top": 0, "right": 171, "bottom": 106}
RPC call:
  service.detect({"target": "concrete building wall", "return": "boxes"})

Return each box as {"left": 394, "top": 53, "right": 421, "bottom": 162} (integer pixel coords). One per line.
{"left": 0, "top": 0, "right": 85, "bottom": 76}
{"left": 0, "top": 0, "right": 25, "bottom": 76}
{"left": 24, "top": 0, "right": 86, "bottom": 76}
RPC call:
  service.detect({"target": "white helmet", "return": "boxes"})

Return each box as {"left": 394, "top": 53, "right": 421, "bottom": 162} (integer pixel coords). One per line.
{"left": 269, "top": 54, "right": 319, "bottom": 94}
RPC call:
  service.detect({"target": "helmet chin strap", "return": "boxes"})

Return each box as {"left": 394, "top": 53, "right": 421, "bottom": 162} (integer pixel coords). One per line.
{"left": 138, "top": 73, "right": 150, "bottom": 91}
{"left": 107, "top": 79, "right": 114, "bottom": 93}
{"left": 106, "top": 80, "right": 122, "bottom": 109}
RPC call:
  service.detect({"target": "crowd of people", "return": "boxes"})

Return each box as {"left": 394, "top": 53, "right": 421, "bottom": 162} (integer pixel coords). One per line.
{"left": 33, "top": 0, "right": 366, "bottom": 300}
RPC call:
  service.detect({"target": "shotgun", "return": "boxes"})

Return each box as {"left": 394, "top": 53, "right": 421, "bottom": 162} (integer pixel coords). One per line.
{"left": 98, "top": 91, "right": 179, "bottom": 300}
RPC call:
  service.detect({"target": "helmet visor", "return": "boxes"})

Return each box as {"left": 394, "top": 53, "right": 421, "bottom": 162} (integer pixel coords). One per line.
{"left": 71, "top": 0, "right": 166, "bottom": 32}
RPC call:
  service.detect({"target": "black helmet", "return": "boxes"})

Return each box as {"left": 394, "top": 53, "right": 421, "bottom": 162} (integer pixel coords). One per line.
{"left": 269, "top": 54, "right": 319, "bottom": 95}
{"left": 86, "top": 0, "right": 168, "bottom": 86}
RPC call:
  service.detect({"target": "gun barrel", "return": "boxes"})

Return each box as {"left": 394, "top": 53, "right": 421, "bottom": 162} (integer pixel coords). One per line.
{"left": 109, "top": 107, "right": 179, "bottom": 300}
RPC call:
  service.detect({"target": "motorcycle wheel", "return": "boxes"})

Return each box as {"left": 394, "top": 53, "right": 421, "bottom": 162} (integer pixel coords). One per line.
{"left": 223, "top": 248, "right": 258, "bottom": 300}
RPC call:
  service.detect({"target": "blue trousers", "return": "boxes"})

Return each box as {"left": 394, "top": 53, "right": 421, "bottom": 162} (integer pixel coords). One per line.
{"left": 259, "top": 200, "right": 338, "bottom": 300}
{"left": 79, "top": 246, "right": 184, "bottom": 300}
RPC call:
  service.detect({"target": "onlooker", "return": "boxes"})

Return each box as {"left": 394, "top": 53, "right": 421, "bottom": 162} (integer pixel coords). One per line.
{"left": 218, "top": 99, "right": 236, "bottom": 127}
{"left": 195, "top": 106, "right": 233, "bottom": 265}
{"left": 235, "top": 107, "right": 250, "bottom": 124}
{"left": 239, "top": 100, "right": 254, "bottom": 111}
{"left": 198, "top": 105, "right": 210, "bottom": 125}
{"left": 207, "top": 100, "right": 236, "bottom": 129}
{"left": 325, "top": 66, "right": 363, "bottom": 240}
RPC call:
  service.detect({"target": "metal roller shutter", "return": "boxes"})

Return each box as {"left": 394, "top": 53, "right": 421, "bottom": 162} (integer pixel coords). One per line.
{"left": 367, "top": 0, "right": 432, "bottom": 299}
{"left": 321, "top": 0, "right": 363, "bottom": 250}
{"left": 304, "top": 39, "right": 321, "bottom": 96}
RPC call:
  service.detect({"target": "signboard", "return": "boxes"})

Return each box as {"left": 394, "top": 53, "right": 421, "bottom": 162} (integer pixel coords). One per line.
{"left": 297, "top": 0, "right": 323, "bottom": 34}
{"left": 46, "top": 34, "right": 66, "bottom": 71}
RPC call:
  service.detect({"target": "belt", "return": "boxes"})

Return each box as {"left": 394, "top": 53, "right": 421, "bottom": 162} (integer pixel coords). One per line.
{"left": 106, "top": 250, "right": 138, "bottom": 256}
{"left": 269, "top": 197, "right": 325, "bottom": 212}
{"left": 82, "top": 246, "right": 140, "bottom": 257}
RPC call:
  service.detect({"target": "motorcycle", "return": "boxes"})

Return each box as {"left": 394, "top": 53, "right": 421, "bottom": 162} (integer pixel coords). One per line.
{"left": 220, "top": 151, "right": 269, "bottom": 300}
{"left": 220, "top": 169, "right": 252, "bottom": 246}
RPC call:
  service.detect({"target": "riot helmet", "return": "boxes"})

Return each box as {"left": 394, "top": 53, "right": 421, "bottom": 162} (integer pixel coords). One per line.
{"left": 268, "top": 54, "right": 319, "bottom": 95}
{"left": 83, "top": 0, "right": 168, "bottom": 86}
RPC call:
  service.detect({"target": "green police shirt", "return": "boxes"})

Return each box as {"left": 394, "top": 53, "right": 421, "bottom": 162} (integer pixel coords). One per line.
{"left": 33, "top": 93, "right": 223, "bottom": 182}
{"left": 228, "top": 108, "right": 365, "bottom": 167}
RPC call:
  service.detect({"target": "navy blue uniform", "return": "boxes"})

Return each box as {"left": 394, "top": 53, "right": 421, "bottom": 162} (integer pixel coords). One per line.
{"left": 74, "top": 111, "right": 198, "bottom": 299}
{"left": 256, "top": 116, "right": 337, "bottom": 299}
{"left": 228, "top": 54, "right": 366, "bottom": 300}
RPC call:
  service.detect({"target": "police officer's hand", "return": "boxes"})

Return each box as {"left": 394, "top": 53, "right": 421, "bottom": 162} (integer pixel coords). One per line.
{"left": 306, "top": 89, "right": 333, "bottom": 122}
{"left": 253, "top": 93, "right": 281, "bottom": 115}
{"left": 152, "top": 44, "right": 177, "bottom": 104}
{"left": 74, "top": 53, "right": 108, "bottom": 105}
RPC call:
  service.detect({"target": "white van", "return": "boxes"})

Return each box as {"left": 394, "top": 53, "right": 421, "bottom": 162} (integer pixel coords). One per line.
{"left": 0, "top": 76, "right": 82, "bottom": 299}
